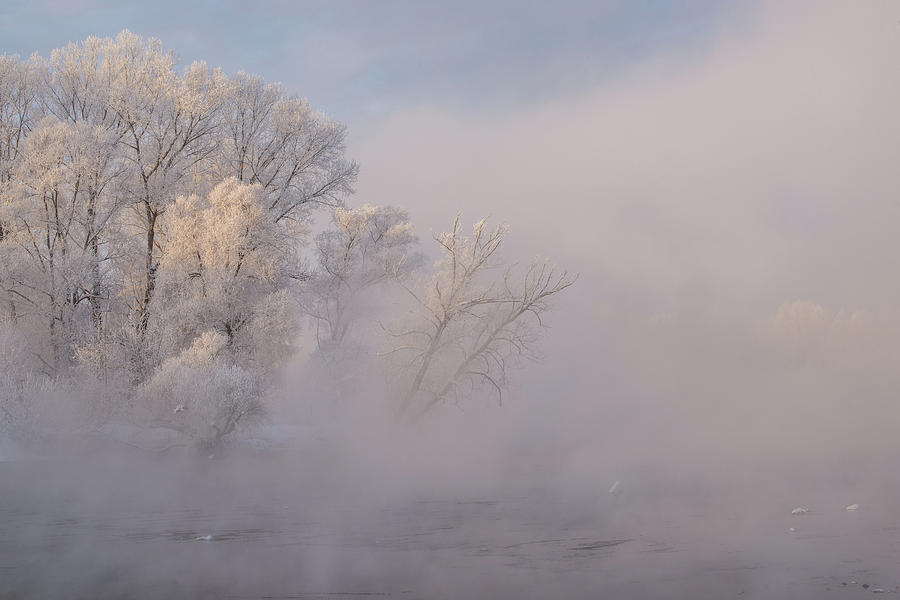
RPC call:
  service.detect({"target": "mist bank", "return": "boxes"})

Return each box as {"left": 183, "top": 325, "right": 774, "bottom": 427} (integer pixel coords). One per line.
{"left": 347, "top": 0, "right": 900, "bottom": 478}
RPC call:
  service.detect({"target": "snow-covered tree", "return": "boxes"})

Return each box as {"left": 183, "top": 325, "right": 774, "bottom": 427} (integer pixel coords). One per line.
{"left": 137, "top": 330, "right": 263, "bottom": 449}
{"left": 44, "top": 38, "right": 133, "bottom": 332}
{"left": 0, "top": 115, "right": 129, "bottom": 371}
{"left": 0, "top": 119, "right": 86, "bottom": 368}
{"left": 0, "top": 52, "right": 42, "bottom": 191}
{"left": 151, "top": 178, "right": 301, "bottom": 377}
{"left": 219, "top": 72, "right": 358, "bottom": 225}
{"left": 301, "top": 204, "right": 420, "bottom": 350}
{"left": 387, "top": 215, "right": 574, "bottom": 422}
{"left": 98, "top": 31, "right": 231, "bottom": 333}
{"left": 0, "top": 52, "right": 43, "bottom": 321}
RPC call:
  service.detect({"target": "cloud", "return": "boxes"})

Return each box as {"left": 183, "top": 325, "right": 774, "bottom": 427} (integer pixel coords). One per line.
{"left": 1, "top": 1, "right": 741, "bottom": 123}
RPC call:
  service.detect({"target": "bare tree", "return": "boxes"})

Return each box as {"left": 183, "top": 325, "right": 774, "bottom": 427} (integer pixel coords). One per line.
{"left": 388, "top": 215, "right": 574, "bottom": 422}
{"left": 301, "top": 204, "right": 420, "bottom": 350}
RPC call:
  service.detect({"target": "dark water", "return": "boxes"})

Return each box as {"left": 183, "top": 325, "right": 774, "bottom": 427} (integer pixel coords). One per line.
{"left": 1, "top": 453, "right": 898, "bottom": 599}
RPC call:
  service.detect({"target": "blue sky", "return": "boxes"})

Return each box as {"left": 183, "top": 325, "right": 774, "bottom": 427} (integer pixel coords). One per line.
{"left": 0, "top": 1, "right": 753, "bottom": 126}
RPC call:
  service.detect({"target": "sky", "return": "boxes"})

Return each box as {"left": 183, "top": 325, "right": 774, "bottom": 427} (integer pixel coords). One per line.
{"left": 4, "top": 0, "right": 900, "bottom": 469}
{"left": 0, "top": 1, "right": 753, "bottom": 122}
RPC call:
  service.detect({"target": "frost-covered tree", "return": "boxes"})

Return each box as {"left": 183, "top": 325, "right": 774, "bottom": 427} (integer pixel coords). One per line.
{"left": 150, "top": 178, "right": 300, "bottom": 378}
{"left": 42, "top": 32, "right": 355, "bottom": 338}
{"left": 0, "top": 32, "right": 363, "bottom": 447}
{"left": 1, "top": 120, "right": 87, "bottom": 368}
{"left": 44, "top": 38, "right": 133, "bottom": 332}
{"left": 0, "top": 31, "right": 357, "bottom": 376}
{"left": 301, "top": 204, "right": 420, "bottom": 350}
{"left": 0, "top": 116, "right": 128, "bottom": 370}
{"left": 388, "top": 216, "right": 574, "bottom": 422}
{"left": 0, "top": 52, "right": 42, "bottom": 197}
{"left": 219, "top": 72, "right": 358, "bottom": 225}
{"left": 0, "top": 53, "right": 42, "bottom": 321}
{"left": 99, "top": 32, "right": 231, "bottom": 333}
{"left": 65, "top": 122, "right": 129, "bottom": 332}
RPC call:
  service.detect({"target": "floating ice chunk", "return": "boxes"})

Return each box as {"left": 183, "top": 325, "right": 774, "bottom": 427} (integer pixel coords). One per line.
{"left": 791, "top": 507, "right": 809, "bottom": 515}
{"left": 609, "top": 481, "right": 621, "bottom": 495}
{"left": 788, "top": 527, "right": 796, "bottom": 532}
{"left": 846, "top": 503, "right": 860, "bottom": 511}
{"left": 195, "top": 534, "right": 213, "bottom": 541}
{"left": 872, "top": 588, "right": 885, "bottom": 593}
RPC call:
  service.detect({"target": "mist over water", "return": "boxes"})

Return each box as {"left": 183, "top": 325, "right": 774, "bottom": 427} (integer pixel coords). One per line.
{"left": 3, "top": 1, "right": 900, "bottom": 598}
{"left": 3, "top": 426, "right": 899, "bottom": 598}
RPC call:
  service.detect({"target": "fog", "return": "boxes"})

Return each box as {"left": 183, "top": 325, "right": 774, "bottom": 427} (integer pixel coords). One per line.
{"left": 353, "top": 0, "right": 900, "bottom": 465}
{"left": 3, "top": 1, "right": 900, "bottom": 598}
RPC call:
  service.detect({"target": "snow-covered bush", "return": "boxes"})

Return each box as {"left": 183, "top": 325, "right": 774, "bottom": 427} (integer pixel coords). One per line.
{"left": 137, "top": 331, "right": 264, "bottom": 449}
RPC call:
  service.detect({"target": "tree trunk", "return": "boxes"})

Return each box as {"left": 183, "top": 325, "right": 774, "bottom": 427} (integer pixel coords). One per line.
{"left": 86, "top": 194, "right": 102, "bottom": 332}
{"left": 396, "top": 321, "right": 447, "bottom": 420}
{"left": 137, "top": 200, "right": 157, "bottom": 333}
